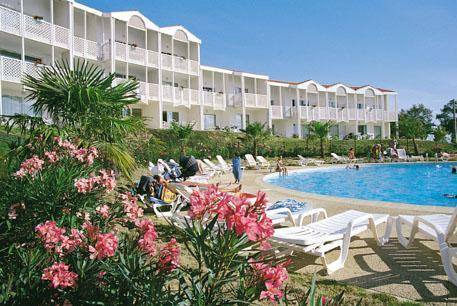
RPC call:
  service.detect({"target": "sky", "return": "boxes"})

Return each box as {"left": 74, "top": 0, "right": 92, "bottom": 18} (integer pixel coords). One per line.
{"left": 79, "top": 0, "right": 457, "bottom": 114}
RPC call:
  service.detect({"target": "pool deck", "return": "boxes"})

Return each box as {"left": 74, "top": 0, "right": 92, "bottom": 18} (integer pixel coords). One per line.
{"left": 216, "top": 164, "right": 457, "bottom": 305}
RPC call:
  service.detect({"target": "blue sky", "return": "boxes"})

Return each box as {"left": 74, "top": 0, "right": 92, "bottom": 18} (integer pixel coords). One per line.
{"left": 79, "top": 0, "right": 457, "bottom": 114}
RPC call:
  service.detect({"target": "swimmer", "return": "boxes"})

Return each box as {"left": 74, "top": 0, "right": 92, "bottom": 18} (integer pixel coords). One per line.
{"left": 452, "top": 166, "right": 457, "bottom": 174}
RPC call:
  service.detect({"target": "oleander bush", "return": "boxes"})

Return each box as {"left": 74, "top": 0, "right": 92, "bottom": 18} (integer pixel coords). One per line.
{"left": 0, "top": 137, "right": 291, "bottom": 305}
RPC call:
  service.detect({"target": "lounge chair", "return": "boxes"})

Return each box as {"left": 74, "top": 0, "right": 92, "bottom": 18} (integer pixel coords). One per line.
{"left": 395, "top": 209, "right": 457, "bottom": 286}
{"left": 256, "top": 156, "right": 272, "bottom": 170}
{"left": 397, "top": 149, "right": 410, "bottom": 162}
{"left": 409, "top": 155, "right": 424, "bottom": 162}
{"left": 216, "top": 155, "right": 232, "bottom": 172}
{"left": 298, "top": 155, "right": 325, "bottom": 166}
{"left": 331, "top": 153, "right": 349, "bottom": 164}
{"left": 245, "top": 154, "right": 258, "bottom": 169}
{"left": 272, "top": 209, "right": 392, "bottom": 274}
{"left": 203, "top": 158, "right": 225, "bottom": 174}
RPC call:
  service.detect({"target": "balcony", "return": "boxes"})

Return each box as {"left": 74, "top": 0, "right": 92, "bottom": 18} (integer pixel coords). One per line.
{"left": 214, "top": 93, "right": 225, "bottom": 110}
{"left": 245, "top": 93, "right": 268, "bottom": 108}
{"left": 0, "top": 5, "right": 70, "bottom": 48}
{"left": 0, "top": 56, "right": 45, "bottom": 83}
{"left": 74, "top": 37, "right": 98, "bottom": 60}
{"left": 113, "top": 42, "right": 159, "bottom": 67}
{"left": 271, "top": 105, "right": 283, "bottom": 119}
{"left": 113, "top": 78, "right": 159, "bottom": 102}
{"left": 160, "top": 53, "right": 198, "bottom": 75}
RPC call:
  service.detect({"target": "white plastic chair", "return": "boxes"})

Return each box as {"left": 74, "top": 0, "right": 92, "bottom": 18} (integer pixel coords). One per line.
{"left": 397, "top": 149, "right": 410, "bottom": 162}
{"left": 395, "top": 209, "right": 457, "bottom": 286}
{"left": 256, "top": 156, "right": 271, "bottom": 170}
{"left": 298, "top": 155, "right": 324, "bottom": 166}
{"left": 203, "top": 158, "right": 224, "bottom": 174}
{"left": 216, "top": 155, "right": 232, "bottom": 172}
{"left": 330, "top": 153, "right": 349, "bottom": 164}
{"left": 272, "top": 209, "right": 392, "bottom": 274}
{"left": 245, "top": 154, "right": 258, "bottom": 169}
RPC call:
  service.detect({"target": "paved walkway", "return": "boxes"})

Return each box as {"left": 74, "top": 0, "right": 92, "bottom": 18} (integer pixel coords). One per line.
{"left": 216, "top": 165, "right": 457, "bottom": 305}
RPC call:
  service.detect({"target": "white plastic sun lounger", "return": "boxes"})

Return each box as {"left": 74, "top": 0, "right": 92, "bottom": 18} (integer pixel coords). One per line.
{"left": 216, "top": 155, "right": 232, "bottom": 172}
{"left": 397, "top": 149, "right": 410, "bottom": 162}
{"left": 298, "top": 155, "right": 325, "bottom": 166}
{"left": 395, "top": 209, "right": 457, "bottom": 286}
{"left": 330, "top": 153, "right": 349, "bottom": 164}
{"left": 245, "top": 154, "right": 259, "bottom": 169}
{"left": 203, "top": 158, "right": 224, "bottom": 174}
{"left": 256, "top": 156, "right": 272, "bottom": 170}
{"left": 272, "top": 209, "right": 392, "bottom": 274}
{"left": 266, "top": 207, "right": 302, "bottom": 226}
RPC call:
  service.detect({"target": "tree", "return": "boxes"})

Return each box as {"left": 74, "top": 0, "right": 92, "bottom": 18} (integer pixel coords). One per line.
{"left": 398, "top": 103, "right": 434, "bottom": 136}
{"left": 169, "top": 121, "right": 195, "bottom": 155}
{"left": 4, "top": 60, "right": 144, "bottom": 179}
{"left": 398, "top": 115, "right": 426, "bottom": 155}
{"left": 436, "top": 99, "right": 455, "bottom": 142}
{"left": 432, "top": 126, "right": 447, "bottom": 152}
{"left": 307, "top": 121, "right": 334, "bottom": 158}
{"left": 240, "top": 122, "right": 270, "bottom": 156}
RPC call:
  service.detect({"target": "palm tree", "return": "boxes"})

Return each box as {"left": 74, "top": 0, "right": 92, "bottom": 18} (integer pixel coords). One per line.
{"left": 308, "top": 121, "right": 334, "bottom": 158}
{"left": 7, "top": 59, "right": 144, "bottom": 179}
{"left": 239, "top": 122, "right": 270, "bottom": 156}
{"left": 169, "top": 122, "right": 195, "bottom": 155}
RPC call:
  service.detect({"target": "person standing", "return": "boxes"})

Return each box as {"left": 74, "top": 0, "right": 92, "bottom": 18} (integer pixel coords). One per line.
{"left": 232, "top": 155, "right": 242, "bottom": 183}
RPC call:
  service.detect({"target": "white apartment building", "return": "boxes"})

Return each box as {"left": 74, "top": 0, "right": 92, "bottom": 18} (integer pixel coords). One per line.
{"left": 0, "top": 0, "right": 398, "bottom": 139}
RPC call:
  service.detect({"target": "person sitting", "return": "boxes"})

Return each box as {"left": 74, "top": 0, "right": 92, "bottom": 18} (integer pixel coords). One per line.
{"left": 178, "top": 155, "right": 200, "bottom": 179}
{"left": 275, "top": 156, "right": 288, "bottom": 176}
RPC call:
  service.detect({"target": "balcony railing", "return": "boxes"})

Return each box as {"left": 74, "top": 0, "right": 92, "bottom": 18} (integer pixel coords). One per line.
{"left": 0, "top": 56, "right": 45, "bottom": 83}
{"left": 203, "top": 91, "right": 214, "bottom": 106}
{"left": 160, "top": 53, "right": 198, "bottom": 75}
{"left": 214, "top": 93, "right": 225, "bottom": 110}
{"left": 74, "top": 36, "right": 98, "bottom": 60}
{"left": 0, "top": 6, "right": 70, "bottom": 49}
{"left": 271, "top": 105, "right": 283, "bottom": 119}
{"left": 245, "top": 93, "right": 268, "bottom": 108}
{"left": 174, "top": 56, "right": 188, "bottom": 73}
{"left": 227, "top": 93, "right": 242, "bottom": 107}
{"left": 161, "top": 54, "right": 172, "bottom": 70}
{"left": 113, "top": 78, "right": 160, "bottom": 102}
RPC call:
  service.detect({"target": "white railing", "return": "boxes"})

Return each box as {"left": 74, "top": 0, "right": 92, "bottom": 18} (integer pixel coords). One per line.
{"left": 174, "top": 56, "right": 188, "bottom": 73}
{"left": 375, "top": 109, "right": 384, "bottom": 121}
{"left": 161, "top": 54, "right": 172, "bottom": 70}
{"left": 348, "top": 108, "right": 356, "bottom": 120}
{"left": 318, "top": 107, "right": 326, "bottom": 119}
{"left": 115, "top": 42, "right": 126, "bottom": 61}
{"left": 388, "top": 111, "right": 397, "bottom": 121}
{"left": 227, "top": 93, "right": 242, "bottom": 107}
{"left": 357, "top": 109, "right": 365, "bottom": 121}
{"left": 340, "top": 109, "right": 348, "bottom": 121}
{"left": 245, "top": 93, "right": 256, "bottom": 107}
{"left": 129, "top": 45, "right": 146, "bottom": 65}
{"left": 0, "top": 56, "right": 48, "bottom": 83}
{"left": 189, "top": 60, "right": 199, "bottom": 75}
{"left": 257, "top": 94, "right": 268, "bottom": 108}
{"left": 147, "top": 50, "right": 159, "bottom": 68}
{"left": 214, "top": 93, "right": 225, "bottom": 110}
{"left": 203, "top": 91, "right": 214, "bottom": 106}
{"left": 284, "top": 106, "right": 296, "bottom": 118}
{"left": 271, "top": 105, "right": 283, "bottom": 119}
{"left": 173, "top": 87, "right": 190, "bottom": 107}
{"left": 73, "top": 36, "right": 97, "bottom": 59}
{"left": 0, "top": 5, "right": 21, "bottom": 36}
{"left": 328, "top": 108, "right": 337, "bottom": 120}
{"left": 148, "top": 83, "right": 159, "bottom": 100}
{"left": 54, "top": 25, "right": 70, "bottom": 48}
{"left": 24, "top": 14, "right": 52, "bottom": 44}
{"left": 162, "top": 85, "right": 173, "bottom": 102}
{"left": 367, "top": 110, "right": 376, "bottom": 122}
{"left": 190, "top": 89, "right": 199, "bottom": 105}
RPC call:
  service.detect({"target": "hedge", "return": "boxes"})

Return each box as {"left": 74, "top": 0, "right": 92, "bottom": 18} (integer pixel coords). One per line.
{"left": 129, "top": 129, "right": 457, "bottom": 165}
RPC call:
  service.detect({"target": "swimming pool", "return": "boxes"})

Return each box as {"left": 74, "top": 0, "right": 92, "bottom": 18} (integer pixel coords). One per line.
{"left": 265, "top": 162, "right": 457, "bottom": 207}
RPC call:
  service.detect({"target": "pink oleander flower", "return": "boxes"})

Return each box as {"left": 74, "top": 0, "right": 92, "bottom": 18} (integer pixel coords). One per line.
{"left": 89, "top": 233, "right": 118, "bottom": 260}
{"left": 121, "top": 193, "right": 143, "bottom": 221}
{"left": 250, "top": 259, "right": 289, "bottom": 302}
{"left": 74, "top": 177, "right": 97, "bottom": 194}
{"left": 14, "top": 155, "right": 45, "bottom": 178}
{"left": 137, "top": 219, "right": 158, "bottom": 256}
{"left": 44, "top": 151, "right": 59, "bottom": 163}
{"left": 36, "top": 221, "right": 66, "bottom": 253}
{"left": 60, "top": 229, "right": 84, "bottom": 253}
{"left": 82, "top": 221, "right": 99, "bottom": 240}
{"left": 98, "top": 169, "right": 116, "bottom": 192}
{"left": 42, "top": 262, "right": 78, "bottom": 289}
{"left": 158, "top": 238, "right": 180, "bottom": 272}
{"left": 96, "top": 205, "right": 110, "bottom": 219}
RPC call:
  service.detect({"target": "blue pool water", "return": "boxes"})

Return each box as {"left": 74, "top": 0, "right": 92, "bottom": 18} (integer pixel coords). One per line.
{"left": 266, "top": 162, "right": 457, "bottom": 207}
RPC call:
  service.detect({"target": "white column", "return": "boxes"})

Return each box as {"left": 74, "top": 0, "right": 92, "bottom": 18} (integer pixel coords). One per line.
{"left": 222, "top": 73, "right": 226, "bottom": 107}
{"left": 50, "top": 0, "right": 55, "bottom": 64}
{"left": 171, "top": 38, "right": 174, "bottom": 104}
{"left": 211, "top": 71, "right": 215, "bottom": 108}
{"left": 241, "top": 76, "right": 246, "bottom": 129}
{"left": 254, "top": 78, "right": 258, "bottom": 107}
{"left": 267, "top": 83, "right": 272, "bottom": 129}
{"left": 68, "top": 1, "right": 74, "bottom": 69}
{"left": 394, "top": 94, "right": 399, "bottom": 138}
{"left": 296, "top": 88, "right": 301, "bottom": 138}
{"left": 363, "top": 94, "right": 367, "bottom": 123}
{"left": 346, "top": 95, "right": 349, "bottom": 122}
{"left": 158, "top": 32, "right": 163, "bottom": 129}
{"left": 110, "top": 18, "right": 115, "bottom": 74}
{"left": 325, "top": 91, "right": 329, "bottom": 121}
{"left": 198, "top": 70, "right": 204, "bottom": 130}
{"left": 305, "top": 90, "right": 309, "bottom": 120}
{"left": 125, "top": 23, "right": 129, "bottom": 78}
{"left": 187, "top": 41, "right": 190, "bottom": 73}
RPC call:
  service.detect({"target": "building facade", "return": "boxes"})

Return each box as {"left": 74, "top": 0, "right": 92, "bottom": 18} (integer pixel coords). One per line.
{"left": 0, "top": 0, "right": 398, "bottom": 139}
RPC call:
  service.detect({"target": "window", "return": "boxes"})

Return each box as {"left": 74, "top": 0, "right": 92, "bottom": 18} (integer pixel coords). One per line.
{"left": 358, "top": 125, "right": 367, "bottom": 135}
{"left": 329, "top": 100, "right": 335, "bottom": 108}
{"left": 244, "top": 88, "right": 249, "bottom": 93}
{"left": 246, "top": 114, "right": 250, "bottom": 125}
{"left": 131, "top": 108, "right": 142, "bottom": 118}
{"left": 374, "top": 126, "right": 382, "bottom": 139}
{"left": 162, "top": 111, "right": 179, "bottom": 123}
{"left": 292, "top": 99, "right": 296, "bottom": 107}
{"left": 357, "top": 103, "right": 363, "bottom": 109}
{"left": 235, "top": 114, "right": 242, "bottom": 129}
{"left": 300, "top": 100, "right": 305, "bottom": 106}
{"left": 203, "top": 87, "right": 213, "bottom": 92}
{"left": 270, "top": 100, "right": 275, "bottom": 105}
{"left": 204, "top": 114, "right": 216, "bottom": 130}
{"left": 2, "top": 95, "right": 38, "bottom": 117}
